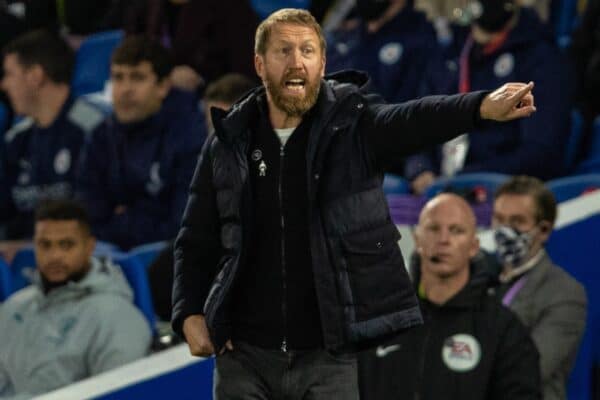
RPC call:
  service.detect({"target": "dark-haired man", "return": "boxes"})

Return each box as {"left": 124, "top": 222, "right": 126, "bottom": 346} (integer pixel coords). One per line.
{"left": 491, "top": 176, "right": 587, "bottom": 400}
{"left": 0, "top": 199, "right": 150, "bottom": 398}
{"left": 0, "top": 30, "right": 105, "bottom": 241}
{"left": 78, "top": 35, "right": 206, "bottom": 249}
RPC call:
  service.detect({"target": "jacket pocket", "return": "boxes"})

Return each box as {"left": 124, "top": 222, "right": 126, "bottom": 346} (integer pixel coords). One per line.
{"left": 340, "top": 224, "right": 409, "bottom": 322}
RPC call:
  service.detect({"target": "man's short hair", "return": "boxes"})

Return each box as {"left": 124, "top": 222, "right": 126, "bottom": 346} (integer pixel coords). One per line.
{"left": 2, "top": 30, "right": 74, "bottom": 84}
{"left": 204, "top": 73, "right": 256, "bottom": 105}
{"left": 35, "top": 199, "right": 92, "bottom": 235}
{"left": 111, "top": 35, "right": 173, "bottom": 81}
{"left": 495, "top": 175, "right": 557, "bottom": 226}
{"left": 255, "top": 8, "right": 326, "bottom": 56}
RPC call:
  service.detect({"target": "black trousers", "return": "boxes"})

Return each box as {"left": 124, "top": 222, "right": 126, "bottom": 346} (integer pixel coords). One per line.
{"left": 214, "top": 341, "right": 359, "bottom": 400}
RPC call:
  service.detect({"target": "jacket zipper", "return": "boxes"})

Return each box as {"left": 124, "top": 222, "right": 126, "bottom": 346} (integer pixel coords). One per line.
{"left": 414, "top": 311, "right": 431, "bottom": 400}
{"left": 279, "top": 144, "right": 288, "bottom": 353}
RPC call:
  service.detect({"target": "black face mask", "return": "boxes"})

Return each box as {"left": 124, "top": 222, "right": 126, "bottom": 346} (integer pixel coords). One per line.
{"left": 355, "top": 0, "right": 390, "bottom": 22}
{"left": 474, "top": 0, "right": 515, "bottom": 33}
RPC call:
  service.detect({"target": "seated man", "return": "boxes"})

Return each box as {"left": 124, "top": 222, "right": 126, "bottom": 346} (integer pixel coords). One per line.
{"left": 406, "top": 0, "right": 572, "bottom": 194}
{"left": 0, "top": 199, "right": 151, "bottom": 398}
{"left": 359, "top": 193, "right": 541, "bottom": 400}
{"left": 326, "top": 0, "right": 440, "bottom": 103}
{"left": 491, "top": 175, "right": 587, "bottom": 400}
{"left": 0, "top": 30, "right": 105, "bottom": 240}
{"left": 77, "top": 35, "right": 207, "bottom": 249}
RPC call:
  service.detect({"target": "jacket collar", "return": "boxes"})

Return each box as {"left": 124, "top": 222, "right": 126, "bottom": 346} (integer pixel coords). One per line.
{"left": 211, "top": 70, "right": 372, "bottom": 147}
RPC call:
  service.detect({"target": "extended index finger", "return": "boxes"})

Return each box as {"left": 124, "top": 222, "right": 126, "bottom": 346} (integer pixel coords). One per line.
{"left": 510, "top": 81, "right": 534, "bottom": 105}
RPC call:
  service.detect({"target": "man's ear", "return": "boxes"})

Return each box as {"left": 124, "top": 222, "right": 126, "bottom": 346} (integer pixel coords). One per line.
{"left": 255, "top": 54, "right": 264, "bottom": 79}
{"left": 320, "top": 55, "right": 326, "bottom": 78}
{"left": 538, "top": 220, "right": 552, "bottom": 242}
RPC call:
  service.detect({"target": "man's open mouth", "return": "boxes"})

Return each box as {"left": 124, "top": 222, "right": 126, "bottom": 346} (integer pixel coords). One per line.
{"left": 284, "top": 78, "right": 306, "bottom": 92}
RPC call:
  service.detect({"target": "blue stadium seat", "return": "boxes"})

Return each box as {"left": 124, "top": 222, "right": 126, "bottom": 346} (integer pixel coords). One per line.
{"left": 71, "top": 30, "right": 124, "bottom": 97}
{"left": 0, "top": 258, "right": 12, "bottom": 301}
{"left": 383, "top": 174, "right": 409, "bottom": 195}
{"left": 554, "top": 0, "right": 580, "bottom": 47}
{"left": 129, "top": 241, "right": 169, "bottom": 270}
{"left": 547, "top": 213, "right": 600, "bottom": 399}
{"left": 564, "top": 109, "right": 585, "bottom": 172}
{"left": 545, "top": 174, "right": 600, "bottom": 203}
{"left": 424, "top": 172, "right": 510, "bottom": 201}
{"left": 110, "top": 254, "right": 156, "bottom": 333}
{"left": 250, "top": 0, "right": 310, "bottom": 20}
{"left": 9, "top": 246, "right": 37, "bottom": 294}
{"left": 0, "top": 102, "right": 10, "bottom": 134}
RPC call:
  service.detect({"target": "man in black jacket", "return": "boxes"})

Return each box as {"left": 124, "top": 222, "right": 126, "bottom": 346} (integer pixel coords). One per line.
{"left": 172, "top": 8, "right": 537, "bottom": 399}
{"left": 359, "top": 193, "right": 541, "bottom": 400}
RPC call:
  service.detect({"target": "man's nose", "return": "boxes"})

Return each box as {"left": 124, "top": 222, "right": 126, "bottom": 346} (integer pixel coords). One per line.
{"left": 289, "top": 49, "right": 303, "bottom": 68}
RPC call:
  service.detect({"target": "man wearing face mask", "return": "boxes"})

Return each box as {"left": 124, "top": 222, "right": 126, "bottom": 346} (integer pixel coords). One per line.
{"left": 406, "top": 0, "right": 572, "bottom": 194}
{"left": 491, "top": 175, "right": 587, "bottom": 400}
{"left": 326, "top": 0, "right": 439, "bottom": 103}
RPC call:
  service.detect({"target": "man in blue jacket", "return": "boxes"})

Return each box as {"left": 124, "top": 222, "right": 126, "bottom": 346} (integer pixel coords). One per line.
{"left": 326, "top": 0, "right": 440, "bottom": 103}
{"left": 172, "top": 8, "right": 537, "bottom": 399}
{"left": 406, "top": 0, "right": 573, "bottom": 194}
{"left": 0, "top": 30, "right": 105, "bottom": 242}
{"left": 77, "top": 36, "right": 206, "bottom": 250}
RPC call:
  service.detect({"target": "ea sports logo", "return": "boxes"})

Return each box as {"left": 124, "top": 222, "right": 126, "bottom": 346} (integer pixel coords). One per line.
{"left": 441, "top": 334, "right": 481, "bottom": 372}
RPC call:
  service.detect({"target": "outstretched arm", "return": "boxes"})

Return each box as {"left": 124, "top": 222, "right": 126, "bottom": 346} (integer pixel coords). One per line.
{"left": 366, "top": 82, "right": 536, "bottom": 171}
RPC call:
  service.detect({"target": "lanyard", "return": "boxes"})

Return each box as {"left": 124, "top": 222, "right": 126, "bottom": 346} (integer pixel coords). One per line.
{"left": 458, "top": 29, "right": 511, "bottom": 94}
{"left": 502, "top": 275, "right": 527, "bottom": 306}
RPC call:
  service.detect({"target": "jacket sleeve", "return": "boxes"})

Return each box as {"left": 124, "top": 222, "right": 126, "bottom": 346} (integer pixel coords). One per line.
{"left": 85, "top": 297, "right": 152, "bottom": 375}
{"left": 530, "top": 279, "right": 587, "bottom": 384}
{"left": 76, "top": 124, "right": 117, "bottom": 238}
{"left": 489, "top": 309, "right": 542, "bottom": 400}
{"left": 77, "top": 120, "right": 205, "bottom": 249}
{"left": 171, "top": 136, "right": 223, "bottom": 338}
{"left": 363, "top": 91, "right": 488, "bottom": 171}
{"left": 461, "top": 51, "right": 573, "bottom": 178}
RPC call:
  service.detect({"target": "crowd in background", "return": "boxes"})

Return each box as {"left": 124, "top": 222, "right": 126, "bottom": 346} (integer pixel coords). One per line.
{"left": 0, "top": 0, "right": 598, "bottom": 398}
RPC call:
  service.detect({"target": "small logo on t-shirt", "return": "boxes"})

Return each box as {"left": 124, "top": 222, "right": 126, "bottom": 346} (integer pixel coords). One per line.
{"left": 494, "top": 53, "right": 515, "bottom": 78}
{"left": 379, "top": 42, "right": 403, "bottom": 65}
{"left": 442, "top": 334, "right": 481, "bottom": 372}
{"left": 54, "top": 148, "right": 71, "bottom": 175}
{"left": 146, "top": 162, "right": 163, "bottom": 195}
{"left": 376, "top": 344, "right": 402, "bottom": 357}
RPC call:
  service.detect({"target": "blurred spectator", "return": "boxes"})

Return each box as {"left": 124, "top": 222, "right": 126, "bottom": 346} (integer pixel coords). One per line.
{"left": 0, "top": 30, "right": 105, "bottom": 244}
{"left": 415, "top": 0, "right": 552, "bottom": 23}
{"left": 169, "top": 0, "right": 259, "bottom": 91}
{"left": 359, "top": 193, "right": 541, "bottom": 400}
{"left": 0, "top": 4, "right": 27, "bottom": 50}
{"left": 571, "top": 0, "right": 600, "bottom": 121}
{"left": 77, "top": 36, "right": 206, "bottom": 250}
{"left": 0, "top": 199, "right": 150, "bottom": 398}
{"left": 326, "top": 0, "right": 440, "bottom": 103}
{"left": 406, "top": 1, "right": 573, "bottom": 194}
{"left": 148, "top": 73, "right": 254, "bottom": 322}
{"left": 491, "top": 175, "right": 587, "bottom": 400}
{"left": 202, "top": 73, "right": 256, "bottom": 133}
{"left": 123, "top": 0, "right": 259, "bottom": 92}
{"left": 0, "top": 0, "right": 58, "bottom": 33}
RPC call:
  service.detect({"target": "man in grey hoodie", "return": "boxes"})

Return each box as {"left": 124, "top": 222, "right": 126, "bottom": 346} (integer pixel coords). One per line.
{"left": 0, "top": 199, "right": 151, "bottom": 399}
